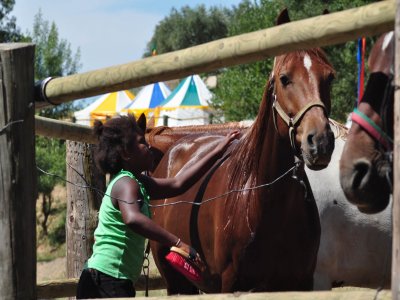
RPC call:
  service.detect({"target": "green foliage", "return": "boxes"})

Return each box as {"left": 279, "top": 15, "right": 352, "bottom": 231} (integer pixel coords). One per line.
{"left": 48, "top": 206, "right": 66, "bottom": 246}
{"left": 36, "top": 136, "right": 66, "bottom": 193}
{"left": 213, "top": 0, "right": 377, "bottom": 122}
{"left": 36, "top": 136, "right": 66, "bottom": 236}
{"left": 25, "top": 9, "right": 82, "bottom": 119}
{"left": 144, "top": 5, "right": 232, "bottom": 57}
{"left": 213, "top": 0, "right": 281, "bottom": 121}
{"left": 0, "top": 0, "right": 22, "bottom": 42}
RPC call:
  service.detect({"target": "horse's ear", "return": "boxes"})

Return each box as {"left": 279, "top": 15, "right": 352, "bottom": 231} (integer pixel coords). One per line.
{"left": 276, "top": 8, "right": 290, "bottom": 25}
{"left": 137, "top": 113, "right": 147, "bottom": 133}
{"left": 147, "top": 114, "right": 155, "bottom": 130}
{"left": 322, "top": 9, "right": 329, "bottom": 15}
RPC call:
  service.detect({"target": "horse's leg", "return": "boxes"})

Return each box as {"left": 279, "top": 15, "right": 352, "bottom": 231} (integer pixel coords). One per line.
{"left": 313, "top": 272, "right": 332, "bottom": 290}
{"left": 220, "top": 263, "right": 237, "bottom": 293}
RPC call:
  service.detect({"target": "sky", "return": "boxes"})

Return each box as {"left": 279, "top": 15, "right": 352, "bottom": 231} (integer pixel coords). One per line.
{"left": 13, "top": 0, "right": 242, "bottom": 73}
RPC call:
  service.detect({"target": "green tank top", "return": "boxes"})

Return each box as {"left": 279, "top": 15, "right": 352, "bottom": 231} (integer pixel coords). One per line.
{"left": 87, "top": 169, "right": 150, "bottom": 283}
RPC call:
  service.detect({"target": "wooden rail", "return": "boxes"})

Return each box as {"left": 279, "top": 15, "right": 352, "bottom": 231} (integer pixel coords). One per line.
{"left": 36, "top": 0, "right": 395, "bottom": 108}
{"left": 37, "top": 277, "right": 390, "bottom": 300}
{"left": 35, "top": 115, "right": 96, "bottom": 143}
{"left": 37, "top": 276, "right": 166, "bottom": 299}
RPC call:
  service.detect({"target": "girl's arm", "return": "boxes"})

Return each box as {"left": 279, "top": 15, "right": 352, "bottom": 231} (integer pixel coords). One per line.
{"left": 112, "top": 177, "right": 179, "bottom": 246}
{"left": 112, "top": 177, "right": 203, "bottom": 267}
{"left": 141, "top": 130, "right": 240, "bottom": 200}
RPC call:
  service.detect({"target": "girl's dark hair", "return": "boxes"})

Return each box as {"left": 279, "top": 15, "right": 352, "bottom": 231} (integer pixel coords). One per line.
{"left": 93, "top": 114, "right": 140, "bottom": 175}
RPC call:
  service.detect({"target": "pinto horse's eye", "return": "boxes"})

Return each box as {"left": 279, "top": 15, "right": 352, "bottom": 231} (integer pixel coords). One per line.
{"left": 280, "top": 75, "right": 291, "bottom": 86}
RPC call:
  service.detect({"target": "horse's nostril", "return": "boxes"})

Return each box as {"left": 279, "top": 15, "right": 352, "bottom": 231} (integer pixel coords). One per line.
{"left": 307, "top": 133, "right": 315, "bottom": 147}
{"left": 352, "top": 160, "right": 371, "bottom": 190}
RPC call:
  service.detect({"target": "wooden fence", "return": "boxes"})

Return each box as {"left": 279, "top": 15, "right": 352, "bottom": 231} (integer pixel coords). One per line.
{"left": 0, "top": 1, "right": 399, "bottom": 299}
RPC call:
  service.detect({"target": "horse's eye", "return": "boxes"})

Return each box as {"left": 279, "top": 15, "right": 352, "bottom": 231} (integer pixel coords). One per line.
{"left": 280, "top": 75, "right": 291, "bottom": 86}
{"left": 327, "top": 73, "right": 335, "bottom": 84}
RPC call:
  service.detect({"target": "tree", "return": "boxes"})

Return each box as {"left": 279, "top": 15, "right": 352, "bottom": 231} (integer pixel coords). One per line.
{"left": 0, "top": 0, "right": 22, "bottom": 42}
{"left": 213, "top": 0, "right": 376, "bottom": 122}
{"left": 25, "top": 9, "right": 82, "bottom": 119}
{"left": 35, "top": 137, "right": 66, "bottom": 236}
{"left": 143, "top": 5, "right": 232, "bottom": 57}
{"left": 20, "top": 10, "right": 82, "bottom": 237}
{"left": 213, "top": 0, "right": 281, "bottom": 122}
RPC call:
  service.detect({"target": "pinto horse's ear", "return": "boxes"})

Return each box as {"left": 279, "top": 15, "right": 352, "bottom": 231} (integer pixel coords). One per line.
{"left": 276, "top": 8, "right": 290, "bottom": 25}
{"left": 323, "top": 9, "right": 329, "bottom": 15}
{"left": 137, "top": 113, "right": 147, "bottom": 133}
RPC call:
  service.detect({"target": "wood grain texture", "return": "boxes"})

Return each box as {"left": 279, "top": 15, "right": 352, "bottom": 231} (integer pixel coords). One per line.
{"left": 37, "top": 1, "right": 395, "bottom": 108}
{"left": 0, "top": 43, "right": 36, "bottom": 299}
{"left": 35, "top": 115, "right": 96, "bottom": 144}
{"left": 66, "top": 141, "right": 104, "bottom": 279}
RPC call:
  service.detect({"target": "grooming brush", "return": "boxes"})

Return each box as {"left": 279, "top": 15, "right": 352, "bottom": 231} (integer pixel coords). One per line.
{"left": 165, "top": 246, "right": 202, "bottom": 282}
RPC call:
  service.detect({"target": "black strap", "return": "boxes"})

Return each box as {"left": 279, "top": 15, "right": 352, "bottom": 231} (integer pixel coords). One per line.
{"left": 189, "top": 149, "right": 233, "bottom": 260}
{"left": 142, "top": 241, "right": 151, "bottom": 297}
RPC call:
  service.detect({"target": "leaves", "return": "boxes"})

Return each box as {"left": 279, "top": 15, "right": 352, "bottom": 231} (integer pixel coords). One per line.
{"left": 26, "top": 9, "right": 82, "bottom": 119}
{"left": 143, "top": 5, "right": 231, "bottom": 57}
{"left": 213, "top": 0, "right": 377, "bottom": 122}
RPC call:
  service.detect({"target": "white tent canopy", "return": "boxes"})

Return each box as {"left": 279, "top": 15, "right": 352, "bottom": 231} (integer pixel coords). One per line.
{"left": 155, "top": 75, "right": 213, "bottom": 127}
{"left": 123, "top": 82, "right": 171, "bottom": 118}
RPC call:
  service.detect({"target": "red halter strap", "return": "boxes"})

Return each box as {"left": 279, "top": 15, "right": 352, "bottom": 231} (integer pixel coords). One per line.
{"left": 351, "top": 108, "right": 393, "bottom": 151}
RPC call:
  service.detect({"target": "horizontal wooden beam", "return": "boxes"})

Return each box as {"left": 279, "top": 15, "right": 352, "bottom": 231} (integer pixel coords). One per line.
{"left": 37, "top": 275, "right": 166, "bottom": 299}
{"left": 34, "top": 116, "right": 251, "bottom": 143}
{"left": 36, "top": 1, "right": 395, "bottom": 108}
{"left": 35, "top": 116, "right": 96, "bottom": 144}
{"left": 36, "top": 276, "right": 390, "bottom": 300}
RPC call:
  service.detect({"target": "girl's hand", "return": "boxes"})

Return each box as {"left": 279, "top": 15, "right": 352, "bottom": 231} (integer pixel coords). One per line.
{"left": 178, "top": 242, "right": 206, "bottom": 273}
{"left": 214, "top": 130, "right": 241, "bottom": 155}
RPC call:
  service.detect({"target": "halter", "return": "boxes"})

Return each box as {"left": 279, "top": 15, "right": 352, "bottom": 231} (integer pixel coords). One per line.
{"left": 351, "top": 108, "right": 393, "bottom": 151}
{"left": 351, "top": 72, "right": 394, "bottom": 152}
{"left": 351, "top": 70, "right": 394, "bottom": 190}
{"left": 272, "top": 91, "right": 327, "bottom": 155}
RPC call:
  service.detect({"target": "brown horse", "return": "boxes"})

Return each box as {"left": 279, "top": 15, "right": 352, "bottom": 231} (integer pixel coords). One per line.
{"left": 339, "top": 31, "right": 394, "bottom": 214}
{"left": 150, "top": 9, "right": 335, "bottom": 294}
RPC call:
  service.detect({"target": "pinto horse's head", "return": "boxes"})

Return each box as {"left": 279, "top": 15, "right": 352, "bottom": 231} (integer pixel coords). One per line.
{"left": 339, "top": 32, "right": 394, "bottom": 214}
{"left": 270, "top": 9, "right": 335, "bottom": 170}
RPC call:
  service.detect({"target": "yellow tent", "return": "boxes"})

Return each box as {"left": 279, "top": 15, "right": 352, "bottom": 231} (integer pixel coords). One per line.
{"left": 74, "top": 90, "right": 135, "bottom": 126}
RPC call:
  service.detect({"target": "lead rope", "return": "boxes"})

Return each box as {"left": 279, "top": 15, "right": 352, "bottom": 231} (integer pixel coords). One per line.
{"left": 142, "top": 241, "right": 151, "bottom": 297}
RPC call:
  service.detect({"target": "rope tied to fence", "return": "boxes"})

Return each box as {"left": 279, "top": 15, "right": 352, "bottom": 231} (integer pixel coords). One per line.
{"left": 36, "top": 163, "right": 296, "bottom": 208}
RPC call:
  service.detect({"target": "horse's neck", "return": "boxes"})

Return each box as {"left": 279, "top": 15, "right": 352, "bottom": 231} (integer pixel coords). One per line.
{"left": 247, "top": 115, "right": 297, "bottom": 182}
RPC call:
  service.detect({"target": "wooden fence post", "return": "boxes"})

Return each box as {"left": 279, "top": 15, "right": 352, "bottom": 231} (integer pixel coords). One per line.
{"left": 66, "top": 141, "right": 105, "bottom": 280}
{"left": 393, "top": 1, "right": 400, "bottom": 299}
{"left": 0, "top": 43, "right": 36, "bottom": 299}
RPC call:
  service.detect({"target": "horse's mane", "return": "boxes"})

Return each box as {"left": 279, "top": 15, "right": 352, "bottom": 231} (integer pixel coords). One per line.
{"left": 329, "top": 119, "right": 348, "bottom": 141}
{"left": 228, "top": 79, "right": 272, "bottom": 191}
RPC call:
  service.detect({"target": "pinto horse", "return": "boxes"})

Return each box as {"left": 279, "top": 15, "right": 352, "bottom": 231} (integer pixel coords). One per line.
{"left": 150, "top": 9, "right": 335, "bottom": 293}
{"left": 339, "top": 31, "right": 394, "bottom": 214}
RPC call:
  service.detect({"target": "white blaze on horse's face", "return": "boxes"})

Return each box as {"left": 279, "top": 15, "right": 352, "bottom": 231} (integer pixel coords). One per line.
{"left": 382, "top": 31, "right": 394, "bottom": 51}
{"left": 303, "top": 54, "right": 312, "bottom": 73}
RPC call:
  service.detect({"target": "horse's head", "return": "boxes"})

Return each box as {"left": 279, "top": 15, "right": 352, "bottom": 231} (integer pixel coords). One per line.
{"left": 270, "top": 9, "right": 335, "bottom": 170}
{"left": 339, "top": 32, "right": 394, "bottom": 214}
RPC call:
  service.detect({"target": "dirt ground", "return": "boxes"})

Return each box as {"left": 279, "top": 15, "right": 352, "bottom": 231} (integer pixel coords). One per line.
{"left": 37, "top": 257, "right": 66, "bottom": 282}
{"left": 37, "top": 254, "right": 161, "bottom": 282}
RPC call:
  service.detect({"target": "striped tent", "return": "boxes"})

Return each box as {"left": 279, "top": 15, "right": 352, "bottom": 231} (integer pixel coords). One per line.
{"left": 123, "top": 82, "right": 171, "bottom": 118}
{"left": 155, "top": 75, "right": 213, "bottom": 126}
{"left": 74, "top": 90, "right": 135, "bottom": 126}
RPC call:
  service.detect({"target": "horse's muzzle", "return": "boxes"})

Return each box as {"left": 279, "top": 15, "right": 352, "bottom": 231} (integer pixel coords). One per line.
{"left": 302, "top": 128, "right": 335, "bottom": 170}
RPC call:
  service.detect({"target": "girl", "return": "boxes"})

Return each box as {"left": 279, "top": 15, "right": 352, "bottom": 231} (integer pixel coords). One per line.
{"left": 76, "top": 114, "right": 239, "bottom": 298}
